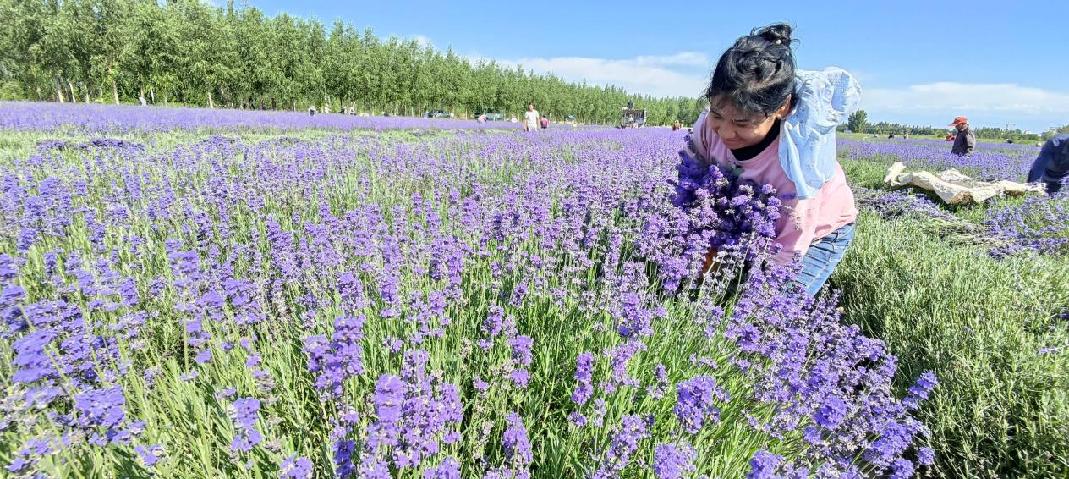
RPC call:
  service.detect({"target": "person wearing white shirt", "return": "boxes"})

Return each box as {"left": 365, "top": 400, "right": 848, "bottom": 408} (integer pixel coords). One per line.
{"left": 523, "top": 103, "right": 540, "bottom": 132}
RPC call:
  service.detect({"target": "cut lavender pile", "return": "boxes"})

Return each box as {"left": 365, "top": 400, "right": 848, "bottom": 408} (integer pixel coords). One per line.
{"left": 985, "top": 195, "right": 1069, "bottom": 258}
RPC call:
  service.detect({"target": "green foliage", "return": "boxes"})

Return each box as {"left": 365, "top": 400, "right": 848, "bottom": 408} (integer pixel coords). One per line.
{"left": 841, "top": 119, "right": 1043, "bottom": 142}
{"left": 1044, "top": 124, "right": 1069, "bottom": 139}
{"left": 834, "top": 157, "right": 1069, "bottom": 478}
{"left": 0, "top": 0, "right": 706, "bottom": 125}
{"left": 846, "top": 109, "right": 867, "bottom": 134}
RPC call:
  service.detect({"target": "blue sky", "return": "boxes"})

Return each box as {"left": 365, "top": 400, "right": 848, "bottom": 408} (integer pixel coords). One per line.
{"left": 251, "top": 0, "right": 1068, "bottom": 132}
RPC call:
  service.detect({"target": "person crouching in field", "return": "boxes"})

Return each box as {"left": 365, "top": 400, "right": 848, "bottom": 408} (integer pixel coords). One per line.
{"left": 683, "top": 23, "right": 862, "bottom": 296}
{"left": 1028, "top": 134, "right": 1069, "bottom": 194}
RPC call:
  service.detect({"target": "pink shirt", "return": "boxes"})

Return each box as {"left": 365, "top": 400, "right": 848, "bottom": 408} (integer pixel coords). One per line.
{"left": 690, "top": 112, "right": 858, "bottom": 264}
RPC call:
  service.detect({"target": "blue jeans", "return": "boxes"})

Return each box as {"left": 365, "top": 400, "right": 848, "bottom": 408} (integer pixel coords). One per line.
{"left": 796, "top": 223, "right": 855, "bottom": 296}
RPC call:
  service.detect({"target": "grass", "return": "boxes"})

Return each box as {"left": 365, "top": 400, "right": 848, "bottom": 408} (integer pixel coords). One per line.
{"left": 835, "top": 155, "right": 1069, "bottom": 478}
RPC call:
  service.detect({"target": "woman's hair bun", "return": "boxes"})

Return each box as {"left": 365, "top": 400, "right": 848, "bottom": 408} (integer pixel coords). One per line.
{"left": 753, "top": 23, "right": 792, "bottom": 46}
{"left": 704, "top": 22, "right": 798, "bottom": 116}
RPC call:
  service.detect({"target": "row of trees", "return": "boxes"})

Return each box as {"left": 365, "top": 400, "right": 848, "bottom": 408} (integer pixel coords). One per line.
{"left": 0, "top": 0, "right": 707, "bottom": 125}
{"left": 845, "top": 110, "right": 1051, "bottom": 141}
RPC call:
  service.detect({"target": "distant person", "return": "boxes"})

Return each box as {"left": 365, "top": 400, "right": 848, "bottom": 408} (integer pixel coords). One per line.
{"left": 540, "top": 116, "right": 549, "bottom": 129}
{"left": 1027, "top": 134, "right": 1069, "bottom": 194}
{"left": 523, "top": 104, "right": 540, "bottom": 132}
{"left": 627, "top": 99, "right": 634, "bottom": 109}
{"left": 308, "top": 105, "right": 317, "bottom": 116}
{"left": 683, "top": 23, "right": 861, "bottom": 296}
{"left": 477, "top": 114, "right": 486, "bottom": 124}
{"left": 672, "top": 120, "right": 682, "bottom": 131}
{"left": 950, "top": 116, "right": 975, "bottom": 156}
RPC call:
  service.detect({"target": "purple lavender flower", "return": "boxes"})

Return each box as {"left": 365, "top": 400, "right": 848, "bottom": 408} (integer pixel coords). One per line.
{"left": 74, "top": 386, "right": 126, "bottom": 434}
{"left": 605, "top": 340, "right": 646, "bottom": 393}
{"left": 568, "top": 411, "right": 587, "bottom": 427}
{"left": 747, "top": 450, "right": 783, "bottom": 479}
{"left": 510, "top": 369, "right": 530, "bottom": 388}
{"left": 593, "top": 415, "right": 650, "bottom": 478}
{"left": 194, "top": 348, "right": 212, "bottom": 364}
{"left": 135, "top": 444, "right": 164, "bottom": 467}
{"left": 280, "top": 455, "right": 313, "bottom": 479}
{"left": 424, "top": 457, "right": 461, "bottom": 479}
{"left": 503, "top": 412, "right": 533, "bottom": 468}
{"left": 334, "top": 439, "right": 357, "bottom": 478}
{"left": 303, "top": 314, "right": 366, "bottom": 397}
{"left": 814, "top": 395, "right": 848, "bottom": 429}
{"left": 230, "top": 397, "right": 262, "bottom": 453}
{"left": 903, "top": 371, "right": 938, "bottom": 410}
{"left": 674, "top": 376, "right": 726, "bottom": 433}
{"left": 653, "top": 442, "right": 696, "bottom": 479}
{"left": 572, "top": 352, "right": 595, "bottom": 405}
{"left": 371, "top": 374, "right": 405, "bottom": 425}
{"left": 917, "top": 447, "right": 935, "bottom": 466}
{"left": 483, "top": 305, "right": 505, "bottom": 338}
{"left": 648, "top": 363, "right": 669, "bottom": 399}
{"left": 510, "top": 335, "right": 534, "bottom": 366}
{"left": 890, "top": 458, "right": 915, "bottom": 479}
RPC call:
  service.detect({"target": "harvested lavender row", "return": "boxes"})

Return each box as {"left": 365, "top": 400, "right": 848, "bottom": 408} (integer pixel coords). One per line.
{"left": 838, "top": 137, "right": 1040, "bottom": 181}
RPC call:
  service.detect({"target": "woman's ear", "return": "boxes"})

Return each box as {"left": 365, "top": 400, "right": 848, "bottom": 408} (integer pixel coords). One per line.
{"left": 775, "top": 95, "right": 793, "bottom": 119}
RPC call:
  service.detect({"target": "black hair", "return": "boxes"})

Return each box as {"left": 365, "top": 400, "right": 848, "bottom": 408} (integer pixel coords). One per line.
{"left": 705, "top": 23, "right": 798, "bottom": 117}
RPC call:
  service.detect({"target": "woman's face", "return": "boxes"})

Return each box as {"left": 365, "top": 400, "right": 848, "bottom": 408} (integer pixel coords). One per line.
{"left": 706, "top": 97, "right": 791, "bottom": 149}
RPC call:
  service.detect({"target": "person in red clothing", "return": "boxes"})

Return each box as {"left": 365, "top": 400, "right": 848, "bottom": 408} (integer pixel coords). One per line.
{"left": 949, "top": 116, "right": 975, "bottom": 156}
{"left": 539, "top": 116, "right": 549, "bottom": 129}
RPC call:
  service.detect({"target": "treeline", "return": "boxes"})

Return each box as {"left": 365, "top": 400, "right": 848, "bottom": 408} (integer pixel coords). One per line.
{"left": 0, "top": 0, "right": 707, "bottom": 125}
{"left": 841, "top": 121, "right": 1046, "bottom": 142}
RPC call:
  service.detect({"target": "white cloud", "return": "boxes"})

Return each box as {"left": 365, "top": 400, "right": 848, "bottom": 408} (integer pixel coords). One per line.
{"left": 496, "top": 53, "right": 710, "bottom": 98}
{"left": 862, "top": 82, "right": 1069, "bottom": 130}
{"left": 632, "top": 52, "right": 710, "bottom": 68}
{"left": 410, "top": 35, "right": 434, "bottom": 49}
{"left": 452, "top": 31, "right": 1069, "bottom": 131}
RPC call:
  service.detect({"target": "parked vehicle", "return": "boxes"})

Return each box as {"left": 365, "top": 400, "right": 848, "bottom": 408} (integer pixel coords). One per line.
{"left": 424, "top": 110, "right": 454, "bottom": 119}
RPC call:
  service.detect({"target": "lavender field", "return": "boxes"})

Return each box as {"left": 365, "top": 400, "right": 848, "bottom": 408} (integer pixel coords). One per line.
{"left": 0, "top": 103, "right": 1066, "bottom": 478}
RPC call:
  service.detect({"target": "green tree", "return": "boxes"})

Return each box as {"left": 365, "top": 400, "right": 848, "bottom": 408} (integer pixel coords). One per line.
{"left": 2, "top": 0, "right": 707, "bottom": 122}
{"left": 847, "top": 109, "right": 868, "bottom": 134}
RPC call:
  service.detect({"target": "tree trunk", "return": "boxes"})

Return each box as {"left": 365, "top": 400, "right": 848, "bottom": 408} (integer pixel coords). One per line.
{"left": 112, "top": 79, "right": 120, "bottom": 104}
{"left": 55, "top": 80, "right": 65, "bottom": 103}
{"left": 208, "top": 90, "right": 214, "bottom": 108}
{"left": 67, "top": 79, "right": 77, "bottom": 102}
{"left": 139, "top": 87, "right": 147, "bottom": 106}
{"left": 150, "top": 89, "right": 155, "bottom": 103}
